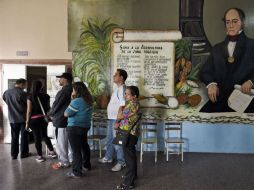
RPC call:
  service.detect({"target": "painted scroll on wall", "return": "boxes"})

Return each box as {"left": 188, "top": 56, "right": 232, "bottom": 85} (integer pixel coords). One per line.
{"left": 111, "top": 29, "right": 181, "bottom": 108}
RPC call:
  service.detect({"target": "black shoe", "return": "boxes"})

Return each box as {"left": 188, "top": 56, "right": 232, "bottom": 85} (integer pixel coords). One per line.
{"left": 66, "top": 171, "right": 81, "bottom": 179}
{"left": 12, "top": 156, "right": 17, "bottom": 160}
{"left": 121, "top": 175, "right": 138, "bottom": 180}
{"left": 83, "top": 164, "right": 91, "bottom": 171}
{"left": 21, "top": 153, "right": 31, "bottom": 159}
{"left": 82, "top": 167, "right": 91, "bottom": 174}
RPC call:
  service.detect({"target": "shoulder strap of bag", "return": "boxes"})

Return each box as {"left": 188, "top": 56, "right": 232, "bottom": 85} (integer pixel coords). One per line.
{"left": 37, "top": 96, "right": 46, "bottom": 116}
{"left": 117, "top": 84, "right": 126, "bottom": 100}
{"left": 117, "top": 112, "right": 142, "bottom": 134}
{"left": 129, "top": 112, "right": 142, "bottom": 132}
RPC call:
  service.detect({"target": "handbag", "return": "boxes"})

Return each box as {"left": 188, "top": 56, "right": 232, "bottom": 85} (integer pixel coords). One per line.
{"left": 37, "top": 96, "right": 49, "bottom": 123}
{"left": 113, "top": 128, "right": 130, "bottom": 146}
{"left": 112, "top": 113, "right": 142, "bottom": 146}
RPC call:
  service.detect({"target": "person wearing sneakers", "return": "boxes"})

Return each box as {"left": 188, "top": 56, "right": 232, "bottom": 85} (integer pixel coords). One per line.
{"left": 64, "top": 82, "right": 93, "bottom": 178}
{"left": 98, "top": 69, "right": 127, "bottom": 172}
{"left": 25, "top": 80, "right": 57, "bottom": 162}
{"left": 49, "top": 72, "right": 73, "bottom": 169}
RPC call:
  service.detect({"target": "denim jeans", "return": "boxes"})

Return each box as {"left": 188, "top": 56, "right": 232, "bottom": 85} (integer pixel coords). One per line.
{"left": 105, "top": 119, "right": 125, "bottom": 165}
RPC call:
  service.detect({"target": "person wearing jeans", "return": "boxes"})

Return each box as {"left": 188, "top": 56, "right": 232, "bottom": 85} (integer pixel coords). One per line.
{"left": 104, "top": 119, "right": 125, "bottom": 165}
{"left": 98, "top": 69, "right": 128, "bottom": 172}
{"left": 65, "top": 82, "right": 93, "bottom": 178}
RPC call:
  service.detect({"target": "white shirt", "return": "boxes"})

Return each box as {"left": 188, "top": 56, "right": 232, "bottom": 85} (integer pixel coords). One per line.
{"left": 107, "top": 84, "right": 126, "bottom": 119}
{"left": 227, "top": 41, "right": 236, "bottom": 57}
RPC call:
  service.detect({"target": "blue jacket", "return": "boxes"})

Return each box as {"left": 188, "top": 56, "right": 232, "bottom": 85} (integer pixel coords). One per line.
{"left": 64, "top": 97, "right": 92, "bottom": 128}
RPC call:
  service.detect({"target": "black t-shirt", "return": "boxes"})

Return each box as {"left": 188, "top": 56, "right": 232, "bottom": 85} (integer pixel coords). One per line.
{"left": 27, "top": 93, "right": 50, "bottom": 116}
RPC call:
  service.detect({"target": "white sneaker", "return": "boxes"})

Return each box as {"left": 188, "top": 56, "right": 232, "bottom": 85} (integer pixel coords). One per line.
{"left": 98, "top": 157, "right": 113, "bottom": 163}
{"left": 35, "top": 156, "right": 46, "bottom": 163}
{"left": 111, "top": 163, "right": 123, "bottom": 172}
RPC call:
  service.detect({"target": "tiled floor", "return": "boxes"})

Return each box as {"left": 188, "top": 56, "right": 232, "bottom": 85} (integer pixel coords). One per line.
{"left": 0, "top": 144, "right": 254, "bottom": 190}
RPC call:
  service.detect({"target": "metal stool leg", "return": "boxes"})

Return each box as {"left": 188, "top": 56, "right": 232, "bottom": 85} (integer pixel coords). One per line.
{"left": 155, "top": 143, "right": 157, "bottom": 163}
{"left": 140, "top": 143, "right": 143, "bottom": 163}
{"left": 99, "top": 140, "right": 102, "bottom": 158}
{"left": 166, "top": 143, "right": 169, "bottom": 162}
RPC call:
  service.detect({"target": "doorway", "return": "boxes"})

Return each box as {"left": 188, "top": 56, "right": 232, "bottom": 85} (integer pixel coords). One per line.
{"left": 26, "top": 66, "right": 47, "bottom": 93}
{"left": 2, "top": 64, "right": 66, "bottom": 143}
{"left": 26, "top": 66, "right": 47, "bottom": 142}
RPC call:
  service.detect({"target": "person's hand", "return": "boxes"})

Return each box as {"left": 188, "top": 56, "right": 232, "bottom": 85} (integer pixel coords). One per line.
{"left": 114, "top": 122, "right": 119, "bottom": 129}
{"left": 71, "top": 93, "right": 76, "bottom": 99}
{"left": 241, "top": 80, "right": 253, "bottom": 95}
{"left": 25, "top": 122, "right": 29, "bottom": 130}
{"left": 119, "top": 106, "right": 125, "bottom": 111}
{"left": 49, "top": 116, "right": 53, "bottom": 121}
{"left": 208, "top": 84, "right": 219, "bottom": 103}
{"left": 117, "top": 112, "right": 123, "bottom": 121}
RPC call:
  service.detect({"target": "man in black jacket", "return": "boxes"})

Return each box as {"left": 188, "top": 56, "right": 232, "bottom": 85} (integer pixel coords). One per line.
{"left": 200, "top": 8, "right": 254, "bottom": 113}
{"left": 3, "top": 78, "right": 29, "bottom": 159}
{"left": 49, "top": 72, "right": 73, "bottom": 169}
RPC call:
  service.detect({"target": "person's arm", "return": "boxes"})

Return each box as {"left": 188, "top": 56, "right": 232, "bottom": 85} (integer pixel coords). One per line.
{"left": 64, "top": 99, "right": 79, "bottom": 117}
{"left": 200, "top": 53, "right": 220, "bottom": 102}
{"left": 119, "top": 85, "right": 126, "bottom": 106}
{"left": 2, "top": 91, "right": 6, "bottom": 102}
{"left": 45, "top": 94, "right": 51, "bottom": 113}
{"left": 20, "top": 91, "right": 27, "bottom": 107}
{"left": 116, "top": 106, "right": 124, "bottom": 121}
{"left": 200, "top": 54, "right": 216, "bottom": 85}
{"left": 25, "top": 100, "right": 32, "bottom": 129}
{"left": 114, "top": 106, "right": 124, "bottom": 129}
{"left": 49, "top": 90, "right": 67, "bottom": 116}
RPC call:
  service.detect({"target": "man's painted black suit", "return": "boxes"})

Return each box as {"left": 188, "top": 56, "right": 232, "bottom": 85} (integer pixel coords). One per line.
{"left": 200, "top": 32, "right": 254, "bottom": 112}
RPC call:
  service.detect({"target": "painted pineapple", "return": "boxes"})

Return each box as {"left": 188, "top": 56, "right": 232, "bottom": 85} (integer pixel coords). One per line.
{"left": 175, "top": 39, "right": 192, "bottom": 89}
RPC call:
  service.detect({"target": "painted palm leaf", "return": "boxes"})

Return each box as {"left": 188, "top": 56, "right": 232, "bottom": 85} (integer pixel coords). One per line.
{"left": 73, "top": 18, "right": 118, "bottom": 97}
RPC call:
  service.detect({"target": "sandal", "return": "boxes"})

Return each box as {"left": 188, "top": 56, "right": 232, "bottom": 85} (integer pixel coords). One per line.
{"left": 116, "top": 184, "right": 128, "bottom": 190}
{"left": 116, "top": 184, "right": 135, "bottom": 190}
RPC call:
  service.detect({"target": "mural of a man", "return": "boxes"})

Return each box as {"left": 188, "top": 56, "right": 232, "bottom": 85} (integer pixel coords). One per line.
{"left": 200, "top": 8, "right": 254, "bottom": 113}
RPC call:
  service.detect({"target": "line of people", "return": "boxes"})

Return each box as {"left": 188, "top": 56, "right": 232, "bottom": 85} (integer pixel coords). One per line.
{"left": 3, "top": 70, "right": 141, "bottom": 190}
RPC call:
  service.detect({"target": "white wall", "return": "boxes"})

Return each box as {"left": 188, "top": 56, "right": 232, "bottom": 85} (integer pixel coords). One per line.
{"left": 0, "top": 0, "right": 71, "bottom": 59}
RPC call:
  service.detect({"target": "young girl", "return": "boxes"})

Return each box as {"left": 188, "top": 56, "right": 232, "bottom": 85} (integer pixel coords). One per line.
{"left": 115, "top": 86, "right": 141, "bottom": 190}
